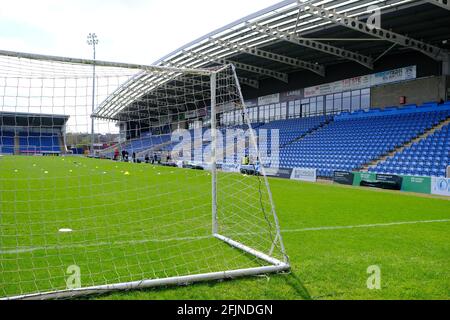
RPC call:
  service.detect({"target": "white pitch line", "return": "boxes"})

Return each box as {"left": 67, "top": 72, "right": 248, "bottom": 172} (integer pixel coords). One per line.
{"left": 0, "top": 219, "right": 449, "bottom": 255}
{"left": 0, "top": 235, "right": 213, "bottom": 255}
{"left": 281, "top": 219, "right": 450, "bottom": 233}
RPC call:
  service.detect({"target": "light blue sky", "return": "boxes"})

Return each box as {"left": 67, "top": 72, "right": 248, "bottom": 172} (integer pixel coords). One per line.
{"left": 0, "top": 0, "right": 278, "bottom": 64}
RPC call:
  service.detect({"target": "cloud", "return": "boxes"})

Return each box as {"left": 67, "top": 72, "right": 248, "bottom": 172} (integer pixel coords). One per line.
{"left": 0, "top": 0, "right": 278, "bottom": 133}
{"left": 0, "top": 0, "right": 277, "bottom": 64}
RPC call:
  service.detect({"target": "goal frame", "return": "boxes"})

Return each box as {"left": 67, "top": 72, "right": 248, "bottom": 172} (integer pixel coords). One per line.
{"left": 0, "top": 51, "right": 290, "bottom": 300}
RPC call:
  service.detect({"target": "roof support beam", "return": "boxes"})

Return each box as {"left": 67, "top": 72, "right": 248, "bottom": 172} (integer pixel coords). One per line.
{"left": 211, "top": 38, "right": 325, "bottom": 76}
{"left": 238, "top": 77, "right": 260, "bottom": 89}
{"left": 164, "top": 59, "right": 260, "bottom": 89}
{"left": 182, "top": 50, "right": 289, "bottom": 83}
{"left": 305, "top": 4, "right": 447, "bottom": 61}
{"left": 250, "top": 22, "right": 374, "bottom": 69}
{"left": 424, "top": 0, "right": 450, "bottom": 11}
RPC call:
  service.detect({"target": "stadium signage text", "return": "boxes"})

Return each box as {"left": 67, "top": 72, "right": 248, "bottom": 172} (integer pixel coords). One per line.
{"left": 221, "top": 163, "right": 241, "bottom": 173}
{"left": 290, "top": 168, "right": 317, "bottom": 182}
{"left": 360, "top": 174, "right": 403, "bottom": 190}
{"left": 304, "top": 66, "right": 417, "bottom": 98}
{"left": 264, "top": 167, "right": 293, "bottom": 179}
{"left": 258, "top": 93, "right": 280, "bottom": 106}
{"left": 333, "top": 171, "right": 355, "bottom": 185}
{"left": 281, "top": 89, "right": 304, "bottom": 102}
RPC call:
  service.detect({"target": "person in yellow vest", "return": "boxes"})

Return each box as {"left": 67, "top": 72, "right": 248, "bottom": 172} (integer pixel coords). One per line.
{"left": 242, "top": 155, "right": 250, "bottom": 165}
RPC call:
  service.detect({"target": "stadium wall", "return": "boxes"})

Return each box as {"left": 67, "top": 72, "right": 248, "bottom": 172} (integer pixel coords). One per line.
{"left": 371, "top": 76, "right": 447, "bottom": 108}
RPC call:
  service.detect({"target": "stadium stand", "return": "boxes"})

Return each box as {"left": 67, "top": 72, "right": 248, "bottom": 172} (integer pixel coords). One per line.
{"left": 5, "top": 102, "right": 448, "bottom": 179}
{"left": 18, "top": 131, "right": 61, "bottom": 154}
{"left": 128, "top": 134, "right": 171, "bottom": 153}
{"left": 369, "top": 122, "right": 450, "bottom": 177}
{"left": 100, "top": 134, "right": 172, "bottom": 159}
{"left": 0, "top": 130, "right": 63, "bottom": 155}
{"left": 0, "top": 130, "right": 15, "bottom": 155}
{"left": 256, "top": 115, "right": 332, "bottom": 147}
{"left": 278, "top": 104, "right": 450, "bottom": 177}
{"left": 93, "top": 101, "right": 450, "bottom": 179}
{"left": 0, "top": 112, "right": 68, "bottom": 156}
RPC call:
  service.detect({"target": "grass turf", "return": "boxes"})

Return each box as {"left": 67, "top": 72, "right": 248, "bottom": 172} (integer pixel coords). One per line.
{"left": 0, "top": 156, "right": 449, "bottom": 300}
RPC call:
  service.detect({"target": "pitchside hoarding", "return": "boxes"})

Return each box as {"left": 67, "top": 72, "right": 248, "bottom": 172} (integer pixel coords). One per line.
{"left": 352, "top": 172, "right": 433, "bottom": 194}
{"left": 333, "top": 171, "right": 355, "bottom": 185}
{"left": 290, "top": 168, "right": 317, "bottom": 182}
{"left": 220, "top": 163, "right": 241, "bottom": 173}
{"left": 402, "top": 175, "right": 431, "bottom": 194}
{"left": 264, "top": 167, "right": 293, "bottom": 179}
{"left": 431, "top": 177, "right": 450, "bottom": 197}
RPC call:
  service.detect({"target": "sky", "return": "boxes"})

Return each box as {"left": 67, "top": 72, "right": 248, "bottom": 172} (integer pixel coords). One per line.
{"left": 0, "top": 0, "right": 283, "bottom": 135}
{"left": 0, "top": 0, "right": 280, "bottom": 65}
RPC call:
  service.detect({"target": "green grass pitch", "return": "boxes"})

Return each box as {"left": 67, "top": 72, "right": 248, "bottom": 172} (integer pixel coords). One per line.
{"left": 0, "top": 155, "right": 449, "bottom": 300}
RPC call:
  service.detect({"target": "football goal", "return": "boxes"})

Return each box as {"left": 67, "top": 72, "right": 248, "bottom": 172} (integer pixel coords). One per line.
{"left": 0, "top": 50, "right": 289, "bottom": 299}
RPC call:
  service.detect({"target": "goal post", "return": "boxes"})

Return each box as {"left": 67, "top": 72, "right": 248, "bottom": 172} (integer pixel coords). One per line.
{"left": 0, "top": 50, "right": 289, "bottom": 300}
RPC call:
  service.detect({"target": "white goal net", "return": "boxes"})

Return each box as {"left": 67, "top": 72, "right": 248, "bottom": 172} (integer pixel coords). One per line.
{"left": 0, "top": 50, "right": 289, "bottom": 299}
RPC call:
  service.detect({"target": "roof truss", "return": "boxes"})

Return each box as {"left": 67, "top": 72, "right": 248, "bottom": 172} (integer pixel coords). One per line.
{"left": 305, "top": 3, "right": 447, "bottom": 61}
{"left": 238, "top": 77, "right": 260, "bottom": 89}
{"left": 249, "top": 22, "right": 374, "bottom": 69}
{"left": 211, "top": 38, "right": 325, "bottom": 76}
{"left": 424, "top": 0, "right": 450, "bottom": 11}
{"left": 182, "top": 50, "right": 289, "bottom": 83}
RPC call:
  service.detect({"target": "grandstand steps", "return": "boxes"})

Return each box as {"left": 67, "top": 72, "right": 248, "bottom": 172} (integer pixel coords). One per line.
{"left": 136, "top": 140, "right": 173, "bottom": 157}
{"left": 281, "top": 118, "right": 334, "bottom": 149}
{"left": 360, "top": 116, "right": 450, "bottom": 172}
{"left": 100, "top": 143, "right": 119, "bottom": 156}
{"left": 13, "top": 135, "right": 19, "bottom": 155}
{"left": 59, "top": 136, "right": 66, "bottom": 154}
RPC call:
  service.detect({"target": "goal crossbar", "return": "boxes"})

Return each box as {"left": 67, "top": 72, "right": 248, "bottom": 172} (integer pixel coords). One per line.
{"left": 0, "top": 49, "right": 213, "bottom": 75}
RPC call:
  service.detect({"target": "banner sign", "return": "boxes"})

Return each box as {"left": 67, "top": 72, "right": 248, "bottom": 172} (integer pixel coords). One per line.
{"left": 262, "top": 167, "right": 305, "bottom": 180}
{"left": 431, "top": 177, "right": 450, "bottom": 196}
{"left": 304, "top": 66, "right": 417, "bottom": 98}
{"left": 333, "top": 171, "right": 355, "bottom": 185}
{"left": 371, "top": 66, "right": 416, "bottom": 87}
{"left": 263, "top": 167, "right": 294, "bottom": 179}
{"left": 353, "top": 172, "right": 402, "bottom": 190}
{"left": 402, "top": 176, "right": 431, "bottom": 194}
{"left": 359, "top": 173, "right": 403, "bottom": 190}
{"left": 258, "top": 93, "right": 280, "bottom": 106}
{"left": 353, "top": 172, "right": 432, "bottom": 194}
{"left": 244, "top": 99, "right": 258, "bottom": 108}
{"left": 276, "top": 168, "right": 294, "bottom": 179}
{"left": 280, "top": 90, "right": 304, "bottom": 102}
{"left": 291, "top": 168, "right": 317, "bottom": 182}
{"left": 221, "top": 163, "right": 240, "bottom": 173}
{"left": 376, "top": 174, "right": 403, "bottom": 185}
